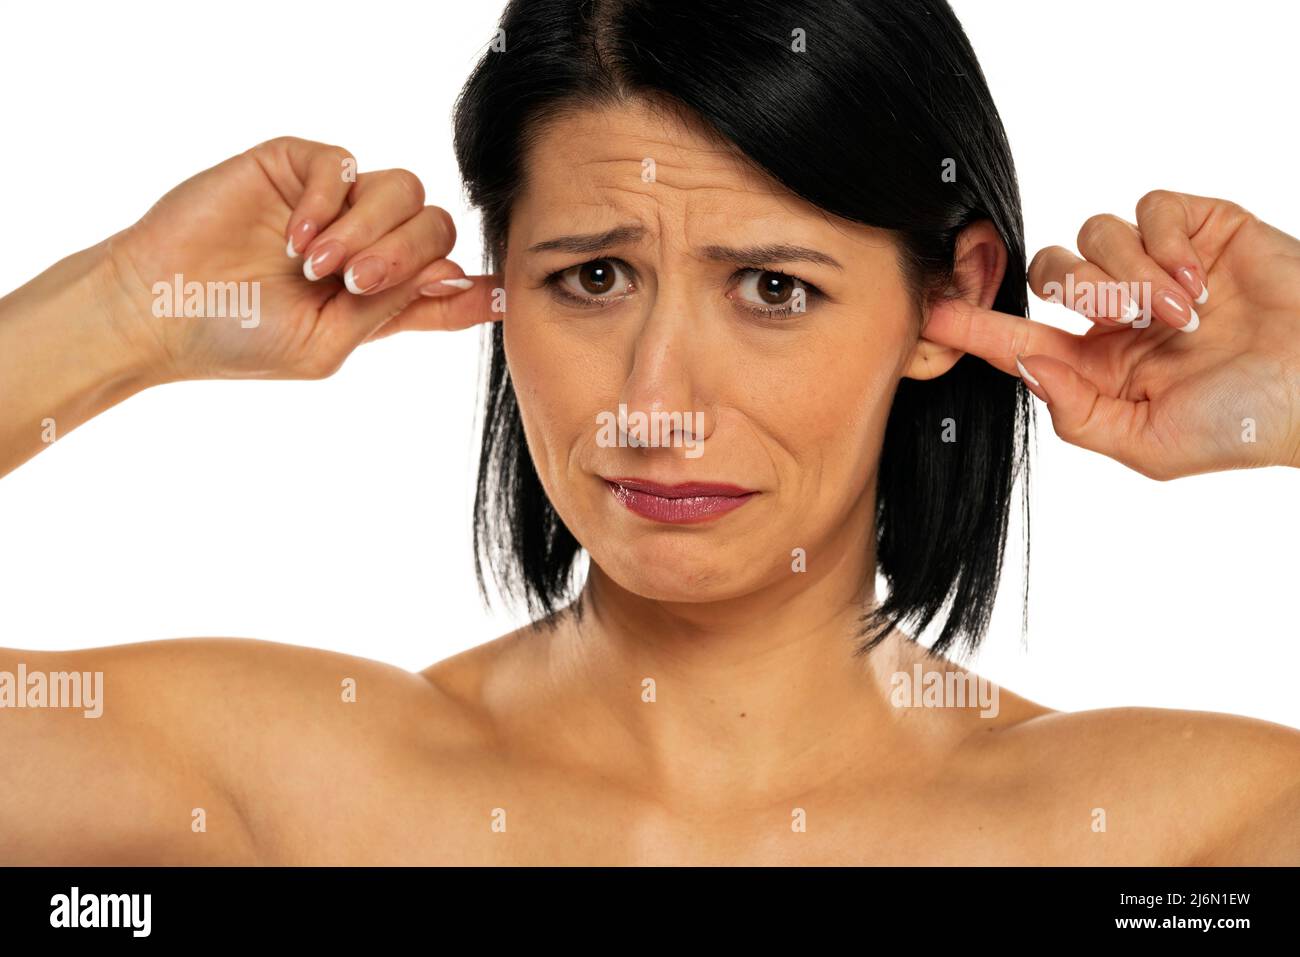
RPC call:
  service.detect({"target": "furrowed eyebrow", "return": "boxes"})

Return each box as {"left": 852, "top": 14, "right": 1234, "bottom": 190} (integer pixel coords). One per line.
{"left": 698, "top": 243, "right": 843, "bottom": 270}
{"left": 528, "top": 224, "right": 648, "bottom": 254}
{"left": 527, "top": 225, "right": 843, "bottom": 271}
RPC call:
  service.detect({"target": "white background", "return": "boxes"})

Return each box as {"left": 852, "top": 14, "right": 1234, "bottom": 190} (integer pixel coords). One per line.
{"left": 1, "top": 0, "right": 1296, "bottom": 728}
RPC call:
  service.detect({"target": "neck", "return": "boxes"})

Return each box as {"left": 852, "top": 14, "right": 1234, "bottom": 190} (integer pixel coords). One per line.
{"left": 546, "top": 520, "right": 921, "bottom": 805}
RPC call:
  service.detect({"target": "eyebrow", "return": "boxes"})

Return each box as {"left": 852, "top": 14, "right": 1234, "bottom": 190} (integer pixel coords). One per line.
{"left": 527, "top": 223, "right": 844, "bottom": 270}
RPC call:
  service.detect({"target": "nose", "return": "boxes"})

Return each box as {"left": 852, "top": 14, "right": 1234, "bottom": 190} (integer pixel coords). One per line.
{"left": 614, "top": 292, "right": 716, "bottom": 455}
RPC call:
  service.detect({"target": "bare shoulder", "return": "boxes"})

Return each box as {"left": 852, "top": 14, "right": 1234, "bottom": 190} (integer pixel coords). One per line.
{"left": 0, "top": 635, "right": 489, "bottom": 864}
{"left": 102, "top": 634, "right": 489, "bottom": 763}
{"left": 79, "top": 634, "right": 474, "bottom": 735}
{"left": 3, "top": 633, "right": 461, "bottom": 759}
{"left": 964, "top": 697, "right": 1300, "bottom": 864}
{"left": 893, "top": 635, "right": 1300, "bottom": 863}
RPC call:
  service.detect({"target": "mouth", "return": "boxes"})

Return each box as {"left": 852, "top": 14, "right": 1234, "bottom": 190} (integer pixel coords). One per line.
{"left": 601, "top": 476, "right": 759, "bottom": 525}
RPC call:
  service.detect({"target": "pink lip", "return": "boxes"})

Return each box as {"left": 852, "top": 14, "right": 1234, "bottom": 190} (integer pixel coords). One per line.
{"left": 601, "top": 476, "right": 759, "bottom": 525}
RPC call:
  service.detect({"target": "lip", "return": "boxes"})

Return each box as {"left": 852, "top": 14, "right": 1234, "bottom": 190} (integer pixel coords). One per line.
{"left": 601, "top": 476, "right": 759, "bottom": 525}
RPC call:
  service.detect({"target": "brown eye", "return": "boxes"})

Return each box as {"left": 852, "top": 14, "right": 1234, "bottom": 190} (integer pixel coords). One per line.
{"left": 756, "top": 271, "right": 794, "bottom": 305}
{"left": 733, "top": 268, "right": 818, "bottom": 316}
{"left": 578, "top": 260, "right": 617, "bottom": 294}
{"left": 551, "top": 258, "right": 633, "bottom": 304}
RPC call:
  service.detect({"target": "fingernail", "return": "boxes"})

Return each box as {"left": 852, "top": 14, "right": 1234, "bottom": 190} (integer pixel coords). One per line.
{"left": 1015, "top": 354, "right": 1049, "bottom": 402}
{"left": 1015, "top": 354, "right": 1039, "bottom": 387}
{"left": 1157, "top": 290, "right": 1198, "bottom": 332}
{"left": 303, "top": 242, "right": 344, "bottom": 281}
{"left": 1118, "top": 295, "right": 1141, "bottom": 323}
{"left": 1175, "top": 266, "right": 1208, "bottom": 305}
{"left": 286, "top": 220, "right": 316, "bottom": 259}
{"left": 419, "top": 277, "right": 474, "bottom": 296}
{"left": 344, "top": 258, "right": 388, "bottom": 295}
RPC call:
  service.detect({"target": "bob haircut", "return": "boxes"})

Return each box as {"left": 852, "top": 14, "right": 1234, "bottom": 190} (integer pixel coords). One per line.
{"left": 454, "top": 0, "right": 1032, "bottom": 662}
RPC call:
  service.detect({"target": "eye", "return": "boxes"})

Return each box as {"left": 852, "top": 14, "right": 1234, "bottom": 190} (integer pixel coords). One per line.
{"left": 731, "top": 269, "right": 822, "bottom": 317}
{"left": 545, "top": 258, "right": 634, "bottom": 307}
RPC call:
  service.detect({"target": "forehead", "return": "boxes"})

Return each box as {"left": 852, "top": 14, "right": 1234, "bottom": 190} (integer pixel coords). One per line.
{"left": 509, "top": 98, "right": 884, "bottom": 254}
{"left": 525, "top": 99, "right": 767, "bottom": 196}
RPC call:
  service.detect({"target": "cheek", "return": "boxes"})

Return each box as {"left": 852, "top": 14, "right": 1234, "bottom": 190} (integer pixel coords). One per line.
{"left": 746, "top": 306, "right": 911, "bottom": 482}
{"left": 501, "top": 284, "right": 612, "bottom": 500}
{"left": 502, "top": 296, "right": 560, "bottom": 475}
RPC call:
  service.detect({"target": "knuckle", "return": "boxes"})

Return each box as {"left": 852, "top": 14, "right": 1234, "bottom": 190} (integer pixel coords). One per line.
{"left": 1222, "top": 199, "right": 1258, "bottom": 229}
{"left": 1026, "top": 244, "right": 1068, "bottom": 291}
{"left": 1076, "top": 213, "right": 1120, "bottom": 253}
{"left": 1135, "top": 189, "right": 1177, "bottom": 217}
{"left": 434, "top": 206, "right": 454, "bottom": 247}
{"left": 387, "top": 168, "right": 425, "bottom": 206}
{"left": 1026, "top": 246, "right": 1053, "bottom": 286}
{"left": 301, "top": 188, "right": 336, "bottom": 211}
{"left": 1145, "top": 232, "right": 1185, "bottom": 264}
{"left": 251, "top": 134, "right": 296, "bottom": 154}
{"left": 430, "top": 205, "right": 457, "bottom": 247}
{"left": 324, "top": 144, "right": 355, "bottom": 170}
{"left": 1009, "top": 323, "right": 1031, "bottom": 359}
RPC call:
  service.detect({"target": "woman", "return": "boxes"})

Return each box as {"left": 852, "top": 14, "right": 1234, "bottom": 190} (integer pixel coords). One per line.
{"left": 2, "top": 0, "right": 1298, "bottom": 865}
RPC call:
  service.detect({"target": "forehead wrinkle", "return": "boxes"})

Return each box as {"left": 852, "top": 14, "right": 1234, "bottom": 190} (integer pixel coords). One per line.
{"left": 551, "top": 123, "right": 761, "bottom": 194}
{"left": 524, "top": 134, "right": 863, "bottom": 264}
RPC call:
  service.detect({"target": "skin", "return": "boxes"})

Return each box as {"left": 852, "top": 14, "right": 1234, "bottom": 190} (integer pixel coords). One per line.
{"left": 2, "top": 101, "right": 1300, "bottom": 865}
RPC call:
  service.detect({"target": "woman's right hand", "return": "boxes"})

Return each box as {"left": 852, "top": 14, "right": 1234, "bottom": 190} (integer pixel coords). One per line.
{"left": 101, "top": 136, "right": 497, "bottom": 382}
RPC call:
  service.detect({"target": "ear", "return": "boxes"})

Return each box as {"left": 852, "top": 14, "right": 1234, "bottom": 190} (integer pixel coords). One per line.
{"left": 903, "top": 219, "right": 1009, "bottom": 381}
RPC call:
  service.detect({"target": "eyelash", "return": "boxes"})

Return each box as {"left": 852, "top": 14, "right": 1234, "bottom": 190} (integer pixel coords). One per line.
{"left": 542, "top": 258, "right": 824, "bottom": 318}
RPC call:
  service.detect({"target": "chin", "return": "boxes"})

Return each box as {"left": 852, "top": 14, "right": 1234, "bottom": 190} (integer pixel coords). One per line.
{"left": 591, "top": 543, "right": 768, "bottom": 603}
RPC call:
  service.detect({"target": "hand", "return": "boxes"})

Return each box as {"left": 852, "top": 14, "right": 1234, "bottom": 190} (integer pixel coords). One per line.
{"left": 924, "top": 190, "right": 1300, "bottom": 479}
{"left": 100, "top": 136, "right": 498, "bottom": 382}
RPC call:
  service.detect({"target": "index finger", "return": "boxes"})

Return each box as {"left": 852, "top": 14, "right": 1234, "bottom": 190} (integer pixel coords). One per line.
{"left": 362, "top": 272, "right": 504, "bottom": 342}
{"left": 922, "top": 296, "right": 1085, "bottom": 375}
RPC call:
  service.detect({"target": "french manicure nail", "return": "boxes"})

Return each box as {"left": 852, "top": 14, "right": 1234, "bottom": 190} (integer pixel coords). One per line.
{"left": 1014, "top": 354, "right": 1040, "bottom": 387}
{"left": 344, "top": 258, "right": 388, "bottom": 295}
{"left": 286, "top": 220, "right": 315, "bottom": 259}
{"left": 1015, "top": 354, "right": 1050, "bottom": 403}
{"left": 1118, "top": 296, "right": 1141, "bottom": 323}
{"left": 1175, "top": 266, "right": 1208, "bottom": 305}
{"left": 1157, "top": 290, "right": 1198, "bottom": 332}
{"left": 419, "top": 277, "right": 475, "bottom": 296}
{"left": 303, "top": 242, "right": 344, "bottom": 281}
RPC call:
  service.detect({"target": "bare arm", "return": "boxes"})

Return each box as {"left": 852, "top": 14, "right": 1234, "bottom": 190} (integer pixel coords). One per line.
{"left": 0, "top": 135, "right": 494, "bottom": 479}
{"left": 0, "top": 137, "right": 493, "bottom": 863}
{"left": 0, "top": 242, "right": 163, "bottom": 477}
{"left": 0, "top": 636, "right": 460, "bottom": 865}
{"left": 1201, "top": 782, "right": 1300, "bottom": 864}
{"left": 0, "top": 641, "right": 257, "bottom": 864}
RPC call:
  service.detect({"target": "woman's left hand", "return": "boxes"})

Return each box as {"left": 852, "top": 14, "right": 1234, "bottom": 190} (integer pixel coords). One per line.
{"left": 924, "top": 190, "right": 1300, "bottom": 479}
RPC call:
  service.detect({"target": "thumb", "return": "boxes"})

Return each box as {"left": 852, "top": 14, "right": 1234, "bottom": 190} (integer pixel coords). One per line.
{"left": 1015, "top": 353, "right": 1142, "bottom": 462}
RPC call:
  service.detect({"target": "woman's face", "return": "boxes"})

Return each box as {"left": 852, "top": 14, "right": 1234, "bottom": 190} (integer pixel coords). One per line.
{"left": 503, "top": 97, "right": 952, "bottom": 603}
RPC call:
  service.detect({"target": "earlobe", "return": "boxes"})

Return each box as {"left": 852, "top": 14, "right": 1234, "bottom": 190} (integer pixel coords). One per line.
{"left": 903, "top": 335, "right": 964, "bottom": 381}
